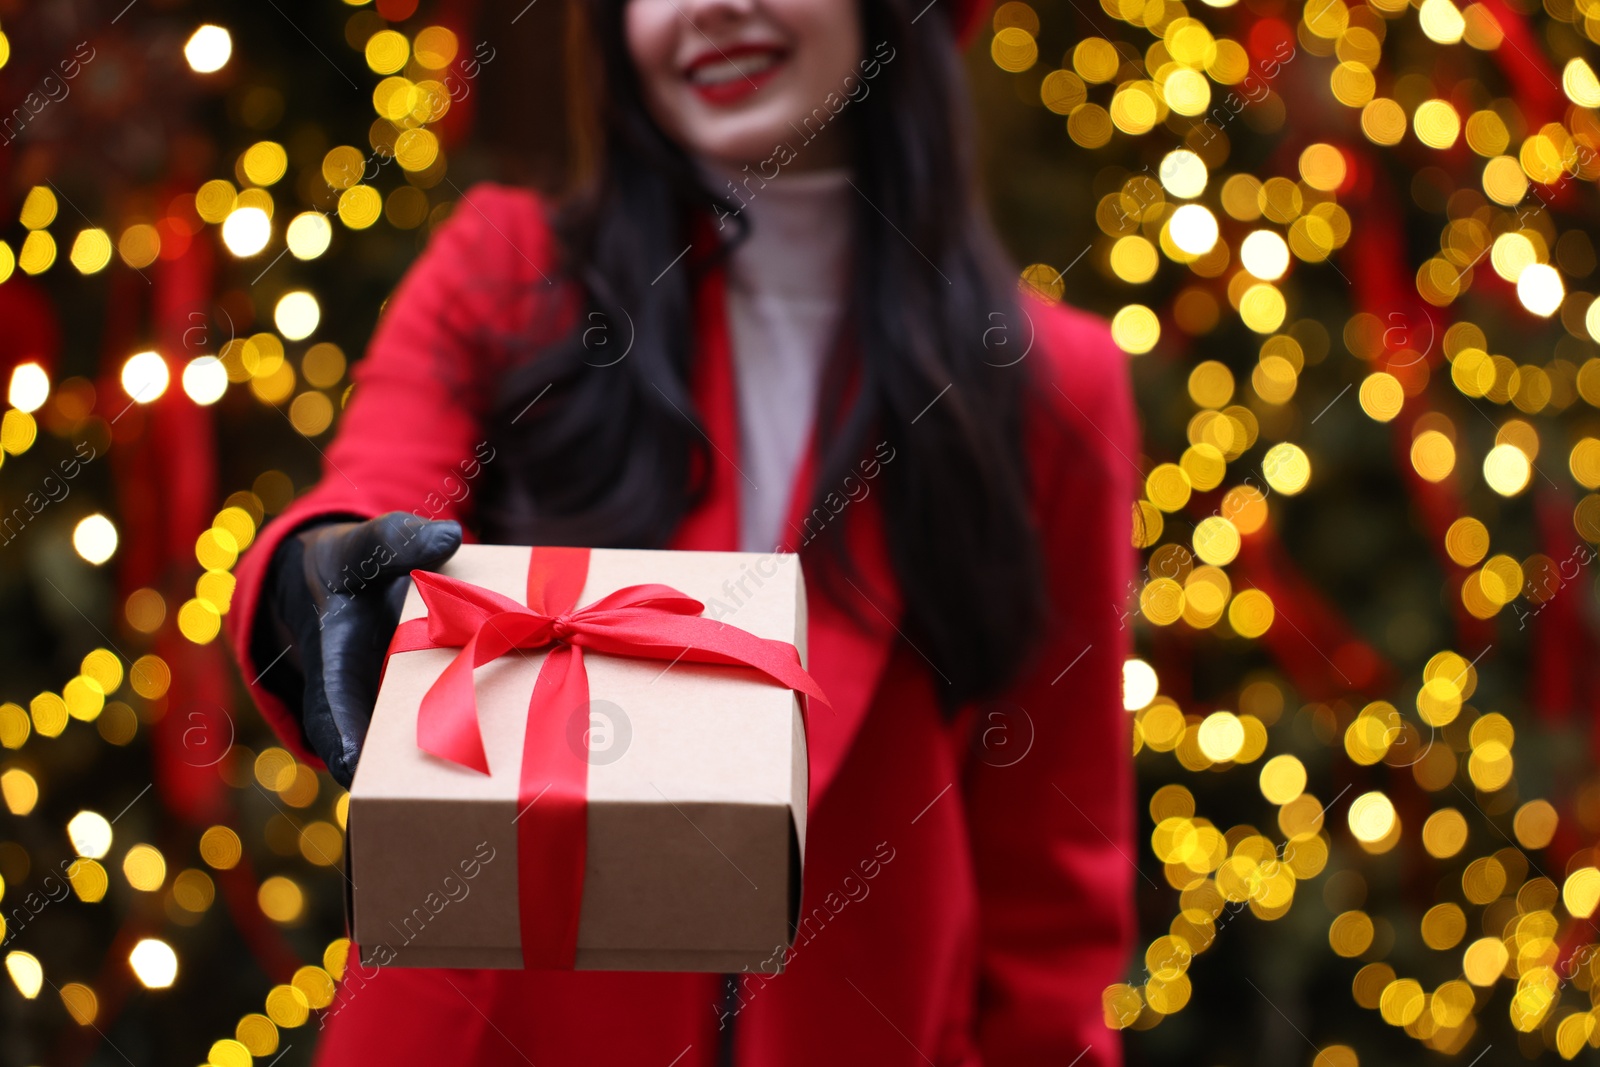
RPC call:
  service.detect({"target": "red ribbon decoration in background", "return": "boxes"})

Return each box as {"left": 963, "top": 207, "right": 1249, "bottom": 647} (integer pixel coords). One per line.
{"left": 384, "top": 545, "right": 828, "bottom": 969}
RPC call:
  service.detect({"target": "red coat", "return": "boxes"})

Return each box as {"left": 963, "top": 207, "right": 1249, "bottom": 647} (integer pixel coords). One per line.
{"left": 226, "top": 182, "right": 1141, "bottom": 1067}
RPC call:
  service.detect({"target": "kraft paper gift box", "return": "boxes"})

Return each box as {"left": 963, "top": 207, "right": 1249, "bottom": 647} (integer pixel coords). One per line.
{"left": 343, "top": 544, "right": 820, "bottom": 972}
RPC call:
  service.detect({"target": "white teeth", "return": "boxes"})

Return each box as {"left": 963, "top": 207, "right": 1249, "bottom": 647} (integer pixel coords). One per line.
{"left": 688, "top": 52, "right": 778, "bottom": 85}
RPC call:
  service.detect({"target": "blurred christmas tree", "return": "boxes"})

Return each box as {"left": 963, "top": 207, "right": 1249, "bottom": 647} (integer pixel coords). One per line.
{"left": 969, "top": 0, "right": 1600, "bottom": 1059}
{"left": 0, "top": 2, "right": 542, "bottom": 1063}
{"left": 3, "top": 0, "right": 1600, "bottom": 1063}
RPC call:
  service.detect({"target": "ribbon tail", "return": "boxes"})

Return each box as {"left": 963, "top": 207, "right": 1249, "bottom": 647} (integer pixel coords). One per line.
{"left": 517, "top": 643, "right": 591, "bottom": 969}
{"left": 415, "top": 633, "right": 492, "bottom": 775}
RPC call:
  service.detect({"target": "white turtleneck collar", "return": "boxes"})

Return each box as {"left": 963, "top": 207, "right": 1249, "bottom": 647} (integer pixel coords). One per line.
{"left": 691, "top": 153, "right": 856, "bottom": 302}
{"left": 688, "top": 152, "right": 857, "bottom": 552}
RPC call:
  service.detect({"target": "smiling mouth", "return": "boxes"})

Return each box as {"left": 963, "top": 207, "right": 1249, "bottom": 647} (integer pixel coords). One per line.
{"left": 681, "top": 42, "right": 792, "bottom": 103}
{"left": 687, "top": 50, "right": 784, "bottom": 85}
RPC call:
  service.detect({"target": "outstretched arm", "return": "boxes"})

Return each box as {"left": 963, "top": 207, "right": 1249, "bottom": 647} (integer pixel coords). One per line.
{"left": 225, "top": 182, "right": 566, "bottom": 766}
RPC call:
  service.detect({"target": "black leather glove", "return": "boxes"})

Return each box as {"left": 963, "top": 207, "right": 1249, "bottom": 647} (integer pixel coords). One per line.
{"left": 257, "top": 511, "right": 462, "bottom": 787}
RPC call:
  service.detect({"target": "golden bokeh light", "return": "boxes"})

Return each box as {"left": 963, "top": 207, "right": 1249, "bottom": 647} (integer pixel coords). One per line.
{"left": 129, "top": 939, "right": 177, "bottom": 989}
{"left": 338, "top": 185, "right": 383, "bottom": 229}
{"left": 1196, "top": 711, "right": 1244, "bottom": 762}
{"left": 1563, "top": 868, "right": 1600, "bottom": 919}
{"left": 1227, "top": 589, "right": 1274, "bottom": 638}
{"left": 1413, "top": 99, "right": 1461, "bottom": 149}
{"left": 1421, "top": 809, "right": 1469, "bottom": 859}
{"left": 1329, "top": 910, "right": 1374, "bottom": 957}
{"left": 1418, "top": 0, "right": 1466, "bottom": 42}
{"left": 1419, "top": 902, "right": 1466, "bottom": 950}
{"left": 1515, "top": 262, "right": 1563, "bottom": 317}
{"left": 274, "top": 291, "right": 321, "bottom": 341}
{"left": 413, "top": 26, "right": 459, "bottom": 68}
{"left": 1239, "top": 230, "right": 1289, "bottom": 281}
{"left": 2, "top": 768, "right": 38, "bottom": 815}
{"left": 68, "top": 858, "right": 108, "bottom": 902}
{"left": 72, "top": 515, "right": 118, "bottom": 566}
{"left": 173, "top": 868, "right": 217, "bottom": 913}
{"left": 1112, "top": 304, "right": 1160, "bottom": 354}
{"left": 20, "top": 186, "right": 57, "bottom": 229}
{"left": 7, "top": 362, "right": 49, "bottom": 412}
{"left": 364, "top": 29, "right": 410, "bottom": 74}
{"left": 18, "top": 230, "right": 55, "bottom": 274}
{"left": 69, "top": 228, "right": 112, "bottom": 274}
{"left": 185, "top": 24, "right": 232, "bottom": 73}
{"left": 1168, "top": 204, "right": 1219, "bottom": 257}
{"left": 221, "top": 206, "right": 271, "bottom": 256}
{"left": 6, "top": 951, "right": 43, "bottom": 999}
{"left": 59, "top": 982, "right": 97, "bottom": 1026}
{"left": 242, "top": 142, "right": 288, "bottom": 187}
{"left": 1462, "top": 937, "right": 1509, "bottom": 985}
{"left": 118, "top": 223, "right": 160, "bottom": 268}
{"left": 266, "top": 984, "right": 310, "bottom": 1027}
{"left": 287, "top": 212, "right": 333, "bottom": 259}
{"left": 258, "top": 876, "right": 305, "bottom": 924}
{"left": 200, "top": 826, "right": 243, "bottom": 870}
{"left": 1259, "top": 754, "right": 1306, "bottom": 805}
{"left": 1359, "top": 372, "right": 1404, "bottom": 422}
{"left": 1111, "top": 236, "right": 1159, "bottom": 284}
{"left": 1483, "top": 443, "right": 1531, "bottom": 496}
{"left": 183, "top": 356, "right": 229, "bottom": 405}
{"left": 122, "top": 844, "right": 167, "bottom": 892}
{"left": 1262, "top": 442, "right": 1311, "bottom": 494}
{"left": 1123, "top": 658, "right": 1159, "bottom": 711}
{"left": 1348, "top": 791, "right": 1397, "bottom": 844}
{"left": 1159, "top": 149, "right": 1208, "bottom": 199}
{"left": 194, "top": 179, "right": 236, "bottom": 223}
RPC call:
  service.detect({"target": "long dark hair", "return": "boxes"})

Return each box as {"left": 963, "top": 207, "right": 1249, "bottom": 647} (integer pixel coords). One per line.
{"left": 478, "top": 0, "right": 1051, "bottom": 714}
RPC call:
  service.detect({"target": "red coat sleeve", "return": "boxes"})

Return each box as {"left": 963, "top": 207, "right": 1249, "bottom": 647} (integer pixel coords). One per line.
{"left": 224, "top": 181, "right": 569, "bottom": 766}
{"left": 963, "top": 300, "right": 1142, "bottom": 1066}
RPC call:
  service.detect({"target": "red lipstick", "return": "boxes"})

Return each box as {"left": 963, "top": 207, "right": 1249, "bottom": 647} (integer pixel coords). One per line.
{"left": 683, "top": 43, "right": 789, "bottom": 106}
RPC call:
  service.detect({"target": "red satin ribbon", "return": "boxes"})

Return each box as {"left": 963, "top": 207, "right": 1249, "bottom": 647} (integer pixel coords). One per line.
{"left": 384, "top": 546, "right": 827, "bottom": 968}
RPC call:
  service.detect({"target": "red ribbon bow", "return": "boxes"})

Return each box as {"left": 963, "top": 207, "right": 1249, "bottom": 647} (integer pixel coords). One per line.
{"left": 384, "top": 546, "right": 827, "bottom": 969}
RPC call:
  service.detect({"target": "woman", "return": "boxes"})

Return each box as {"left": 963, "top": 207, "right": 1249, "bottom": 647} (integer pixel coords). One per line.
{"left": 226, "top": 0, "right": 1141, "bottom": 1060}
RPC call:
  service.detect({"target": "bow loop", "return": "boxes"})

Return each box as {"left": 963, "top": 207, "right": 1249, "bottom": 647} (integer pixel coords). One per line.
{"left": 576, "top": 582, "right": 707, "bottom": 618}
{"left": 411, "top": 569, "right": 536, "bottom": 645}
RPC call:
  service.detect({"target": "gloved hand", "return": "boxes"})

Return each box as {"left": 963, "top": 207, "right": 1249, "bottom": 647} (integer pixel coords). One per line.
{"left": 262, "top": 512, "right": 462, "bottom": 787}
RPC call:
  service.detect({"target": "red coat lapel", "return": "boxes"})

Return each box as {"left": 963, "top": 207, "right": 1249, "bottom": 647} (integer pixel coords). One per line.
{"left": 665, "top": 219, "right": 903, "bottom": 809}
